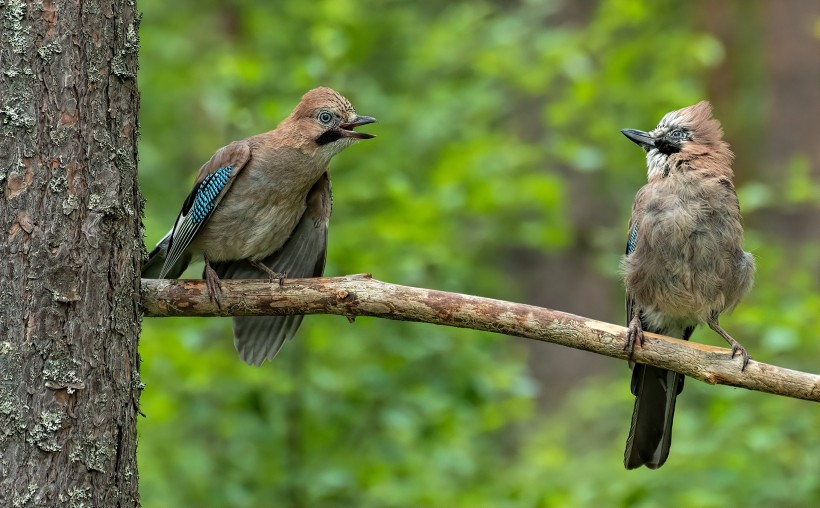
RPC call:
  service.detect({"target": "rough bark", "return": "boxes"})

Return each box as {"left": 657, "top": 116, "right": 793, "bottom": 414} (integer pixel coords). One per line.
{"left": 141, "top": 275, "right": 820, "bottom": 403}
{"left": 0, "top": 1, "right": 142, "bottom": 506}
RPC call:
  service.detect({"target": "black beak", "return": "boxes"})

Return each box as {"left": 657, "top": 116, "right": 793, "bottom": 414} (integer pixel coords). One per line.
{"left": 340, "top": 115, "right": 377, "bottom": 139}
{"left": 621, "top": 129, "right": 655, "bottom": 152}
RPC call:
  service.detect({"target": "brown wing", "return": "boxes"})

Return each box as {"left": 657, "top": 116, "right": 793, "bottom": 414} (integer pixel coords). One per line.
{"left": 158, "top": 141, "right": 252, "bottom": 278}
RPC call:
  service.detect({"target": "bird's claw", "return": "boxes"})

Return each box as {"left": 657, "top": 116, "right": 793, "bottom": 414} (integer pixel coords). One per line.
{"left": 624, "top": 315, "right": 644, "bottom": 358}
{"left": 249, "top": 260, "right": 286, "bottom": 287}
{"left": 266, "top": 270, "right": 286, "bottom": 289}
{"left": 708, "top": 318, "right": 751, "bottom": 372}
{"left": 204, "top": 266, "right": 223, "bottom": 309}
{"left": 730, "top": 343, "right": 751, "bottom": 371}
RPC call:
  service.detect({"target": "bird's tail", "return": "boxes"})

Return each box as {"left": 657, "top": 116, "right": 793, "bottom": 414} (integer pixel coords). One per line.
{"left": 141, "top": 230, "right": 191, "bottom": 279}
{"left": 624, "top": 364, "right": 684, "bottom": 469}
{"left": 624, "top": 324, "right": 693, "bottom": 469}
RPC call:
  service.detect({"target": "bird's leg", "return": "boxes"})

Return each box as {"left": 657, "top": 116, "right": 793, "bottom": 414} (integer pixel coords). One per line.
{"left": 624, "top": 311, "right": 644, "bottom": 358}
{"left": 707, "top": 315, "right": 751, "bottom": 371}
{"left": 203, "top": 255, "right": 223, "bottom": 308}
{"left": 249, "top": 259, "right": 286, "bottom": 288}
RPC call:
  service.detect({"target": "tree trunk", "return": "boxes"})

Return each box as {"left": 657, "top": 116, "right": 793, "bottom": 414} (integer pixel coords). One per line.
{"left": 0, "top": 1, "right": 141, "bottom": 506}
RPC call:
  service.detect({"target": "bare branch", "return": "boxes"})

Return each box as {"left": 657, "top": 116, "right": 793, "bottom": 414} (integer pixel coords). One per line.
{"left": 140, "top": 274, "right": 820, "bottom": 403}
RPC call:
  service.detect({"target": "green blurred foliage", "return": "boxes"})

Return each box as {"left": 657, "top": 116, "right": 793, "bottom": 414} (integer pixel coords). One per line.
{"left": 137, "top": 0, "right": 820, "bottom": 506}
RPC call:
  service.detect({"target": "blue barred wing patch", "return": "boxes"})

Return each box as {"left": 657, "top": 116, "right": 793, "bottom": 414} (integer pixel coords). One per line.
{"left": 190, "top": 166, "right": 233, "bottom": 223}
{"left": 625, "top": 222, "right": 639, "bottom": 326}
{"left": 626, "top": 223, "right": 638, "bottom": 255}
{"left": 158, "top": 165, "right": 233, "bottom": 278}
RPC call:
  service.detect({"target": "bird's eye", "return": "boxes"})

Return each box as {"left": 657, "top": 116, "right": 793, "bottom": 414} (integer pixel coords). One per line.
{"left": 317, "top": 111, "right": 334, "bottom": 124}
{"left": 669, "top": 129, "right": 685, "bottom": 139}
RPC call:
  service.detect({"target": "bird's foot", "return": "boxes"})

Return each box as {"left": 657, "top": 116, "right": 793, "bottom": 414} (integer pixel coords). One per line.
{"left": 624, "top": 314, "right": 644, "bottom": 358}
{"left": 204, "top": 258, "right": 223, "bottom": 308}
{"left": 730, "top": 341, "right": 751, "bottom": 371}
{"left": 708, "top": 318, "right": 751, "bottom": 371}
{"left": 249, "top": 259, "right": 286, "bottom": 288}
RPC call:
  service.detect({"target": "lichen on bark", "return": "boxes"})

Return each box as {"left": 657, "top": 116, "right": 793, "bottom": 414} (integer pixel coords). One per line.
{"left": 0, "top": 1, "right": 143, "bottom": 505}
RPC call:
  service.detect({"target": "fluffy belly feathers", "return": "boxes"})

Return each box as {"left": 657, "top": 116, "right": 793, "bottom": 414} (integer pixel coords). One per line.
{"left": 192, "top": 187, "right": 307, "bottom": 262}
{"left": 624, "top": 194, "right": 751, "bottom": 323}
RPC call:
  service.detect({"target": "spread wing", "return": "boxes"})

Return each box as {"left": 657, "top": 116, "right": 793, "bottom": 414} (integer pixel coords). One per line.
{"left": 213, "top": 172, "right": 332, "bottom": 366}
{"left": 158, "top": 141, "right": 252, "bottom": 278}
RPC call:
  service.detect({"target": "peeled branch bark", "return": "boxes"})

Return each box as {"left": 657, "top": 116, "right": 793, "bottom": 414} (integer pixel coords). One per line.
{"left": 141, "top": 274, "right": 820, "bottom": 403}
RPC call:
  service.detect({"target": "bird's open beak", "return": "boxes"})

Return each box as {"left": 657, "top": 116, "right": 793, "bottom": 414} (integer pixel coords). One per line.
{"left": 340, "top": 115, "right": 377, "bottom": 139}
{"left": 621, "top": 129, "right": 656, "bottom": 151}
